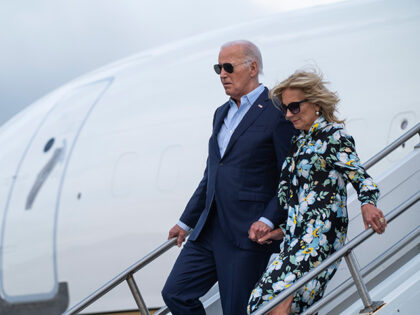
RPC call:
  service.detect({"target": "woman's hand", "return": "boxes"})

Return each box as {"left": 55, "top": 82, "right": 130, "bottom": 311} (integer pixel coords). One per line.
{"left": 257, "top": 228, "right": 284, "bottom": 245}
{"left": 361, "top": 204, "right": 386, "bottom": 234}
{"left": 249, "top": 221, "right": 272, "bottom": 242}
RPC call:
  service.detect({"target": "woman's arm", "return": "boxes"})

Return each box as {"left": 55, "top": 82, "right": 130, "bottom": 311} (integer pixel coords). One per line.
{"left": 327, "top": 129, "right": 386, "bottom": 234}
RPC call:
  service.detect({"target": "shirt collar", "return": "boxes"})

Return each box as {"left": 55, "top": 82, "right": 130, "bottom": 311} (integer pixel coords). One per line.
{"left": 228, "top": 84, "right": 264, "bottom": 108}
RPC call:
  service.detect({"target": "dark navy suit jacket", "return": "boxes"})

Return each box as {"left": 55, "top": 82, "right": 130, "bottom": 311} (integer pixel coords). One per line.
{"left": 180, "top": 88, "right": 296, "bottom": 251}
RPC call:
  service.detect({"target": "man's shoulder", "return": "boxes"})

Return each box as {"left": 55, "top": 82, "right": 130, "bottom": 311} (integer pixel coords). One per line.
{"left": 255, "top": 87, "right": 278, "bottom": 113}
{"left": 262, "top": 99, "right": 283, "bottom": 119}
{"left": 214, "top": 101, "right": 230, "bottom": 115}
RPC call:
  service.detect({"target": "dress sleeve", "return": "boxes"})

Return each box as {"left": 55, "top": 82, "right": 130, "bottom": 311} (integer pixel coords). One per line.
{"left": 278, "top": 159, "right": 291, "bottom": 209}
{"left": 277, "top": 157, "right": 292, "bottom": 231}
{"left": 326, "top": 129, "right": 380, "bottom": 206}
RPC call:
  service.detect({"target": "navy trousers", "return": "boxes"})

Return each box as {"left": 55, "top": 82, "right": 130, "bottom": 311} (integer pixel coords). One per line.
{"left": 162, "top": 208, "right": 271, "bottom": 315}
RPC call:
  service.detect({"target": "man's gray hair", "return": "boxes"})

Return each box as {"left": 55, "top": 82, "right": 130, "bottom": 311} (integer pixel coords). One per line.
{"left": 221, "top": 40, "right": 264, "bottom": 74}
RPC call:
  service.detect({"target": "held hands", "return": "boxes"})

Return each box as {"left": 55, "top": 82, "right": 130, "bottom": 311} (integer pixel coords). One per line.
{"left": 361, "top": 204, "right": 387, "bottom": 234}
{"left": 248, "top": 222, "right": 284, "bottom": 245}
{"left": 168, "top": 224, "right": 187, "bottom": 247}
{"left": 248, "top": 221, "right": 272, "bottom": 242}
{"left": 256, "top": 228, "right": 284, "bottom": 245}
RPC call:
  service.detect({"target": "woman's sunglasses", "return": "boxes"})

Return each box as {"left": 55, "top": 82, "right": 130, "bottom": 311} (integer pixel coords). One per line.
{"left": 213, "top": 60, "right": 251, "bottom": 74}
{"left": 280, "top": 99, "right": 308, "bottom": 115}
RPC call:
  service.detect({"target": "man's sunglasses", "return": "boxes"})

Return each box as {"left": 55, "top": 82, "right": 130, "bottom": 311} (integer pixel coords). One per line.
{"left": 280, "top": 99, "right": 308, "bottom": 115}
{"left": 213, "top": 60, "right": 251, "bottom": 74}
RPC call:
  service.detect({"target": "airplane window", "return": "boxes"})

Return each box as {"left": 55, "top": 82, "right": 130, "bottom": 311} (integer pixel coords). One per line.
{"left": 387, "top": 112, "right": 416, "bottom": 163}
{"left": 44, "top": 137, "right": 55, "bottom": 153}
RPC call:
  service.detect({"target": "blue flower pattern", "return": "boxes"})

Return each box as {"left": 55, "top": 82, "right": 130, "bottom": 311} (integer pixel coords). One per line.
{"left": 248, "top": 116, "right": 379, "bottom": 314}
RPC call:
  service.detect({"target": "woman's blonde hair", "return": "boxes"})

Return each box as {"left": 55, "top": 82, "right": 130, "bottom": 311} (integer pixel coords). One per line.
{"left": 270, "top": 70, "right": 344, "bottom": 124}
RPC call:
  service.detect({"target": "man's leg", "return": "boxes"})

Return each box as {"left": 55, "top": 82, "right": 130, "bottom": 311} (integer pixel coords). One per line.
{"left": 162, "top": 238, "right": 217, "bottom": 315}
{"left": 212, "top": 222, "right": 272, "bottom": 315}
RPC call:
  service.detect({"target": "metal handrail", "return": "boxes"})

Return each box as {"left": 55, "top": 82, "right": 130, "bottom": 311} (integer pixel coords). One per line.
{"left": 302, "top": 225, "right": 420, "bottom": 315}
{"left": 252, "top": 191, "right": 420, "bottom": 315}
{"left": 63, "top": 233, "right": 189, "bottom": 315}
{"left": 64, "top": 123, "right": 420, "bottom": 315}
{"left": 154, "top": 123, "right": 420, "bottom": 315}
{"left": 250, "top": 123, "right": 420, "bottom": 314}
{"left": 364, "top": 122, "right": 420, "bottom": 170}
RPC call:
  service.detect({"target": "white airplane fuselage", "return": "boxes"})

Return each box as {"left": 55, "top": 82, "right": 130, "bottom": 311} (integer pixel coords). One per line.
{"left": 0, "top": 0, "right": 419, "bottom": 313}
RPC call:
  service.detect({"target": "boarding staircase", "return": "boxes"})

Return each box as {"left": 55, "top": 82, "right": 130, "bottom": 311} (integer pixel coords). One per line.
{"left": 64, "top": 123, "right": 420, "bottom": 315}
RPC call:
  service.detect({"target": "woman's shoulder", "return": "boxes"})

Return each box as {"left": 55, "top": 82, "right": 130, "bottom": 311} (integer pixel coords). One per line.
{"left": 316, "top": 120, "right": 355, "bottom": 144}
{"left": 324, "top": 123, "right": 357, "bottom": 148}
{"left": 316, "top": 120, "right": 343, "bottom": 137}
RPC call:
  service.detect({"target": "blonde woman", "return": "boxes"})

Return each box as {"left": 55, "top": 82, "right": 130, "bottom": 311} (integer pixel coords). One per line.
{"left": 247, "top": 71, "right": 386, "bottom": 314}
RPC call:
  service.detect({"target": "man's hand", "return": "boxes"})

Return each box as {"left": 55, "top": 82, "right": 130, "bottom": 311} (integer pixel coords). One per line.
{"left": 361, "top": 204, "right": 387, "bottom": 234}
{"left": 168, "top": 224, "right": 187, "bottom": 247}
{"left": 248, "top": 221, "right": 272, "bottom": 242}
{"left": 257, "top": 228, "right": 284, "bottom": 245}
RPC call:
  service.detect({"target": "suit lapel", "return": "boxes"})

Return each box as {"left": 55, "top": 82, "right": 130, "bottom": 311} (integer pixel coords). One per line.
{"left": 222, "top": 88, "right": 269, "bottom": 158}
{"left": 210, "top": 102, "right": 230, "bottom": 160}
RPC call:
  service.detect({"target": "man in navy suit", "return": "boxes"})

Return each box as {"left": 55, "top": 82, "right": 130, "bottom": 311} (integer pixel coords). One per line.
{"left": 162, "top": 40, "right": 296, "bottom": 314}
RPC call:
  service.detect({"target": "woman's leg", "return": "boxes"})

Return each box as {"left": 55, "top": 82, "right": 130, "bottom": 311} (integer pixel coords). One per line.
{"left": 268, "top": 295, "right": 294, "bottom": 315}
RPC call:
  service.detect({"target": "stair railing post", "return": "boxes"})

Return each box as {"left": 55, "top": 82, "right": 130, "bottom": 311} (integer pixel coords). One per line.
{"left": 126, "top": 274, "right": 150, "bottom": 315}
{"left": 344, "top": 251, "right": 384, "bottom": 314}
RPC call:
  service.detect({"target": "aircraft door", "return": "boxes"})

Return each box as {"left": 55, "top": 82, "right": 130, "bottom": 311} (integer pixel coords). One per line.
{"left": 0, "top": 78, "right": 113, "bottom": 304}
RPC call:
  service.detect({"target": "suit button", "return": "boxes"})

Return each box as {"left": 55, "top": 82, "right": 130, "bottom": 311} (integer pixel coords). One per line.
{"left": 219, "top": 162, "right": 224, "bottom": 166}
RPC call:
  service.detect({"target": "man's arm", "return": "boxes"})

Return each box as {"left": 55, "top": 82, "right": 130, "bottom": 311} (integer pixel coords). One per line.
{"left": 167, "top": 162, "right": 208, "bottom": 245}
{"left": 249, "top": 114, "right": 296, "bottom": 242}
{"left": 262, "top": 114, "right": 296, "bottom": 224}
{"left": 179, "top": 159, "right": 209, "bottom": 228}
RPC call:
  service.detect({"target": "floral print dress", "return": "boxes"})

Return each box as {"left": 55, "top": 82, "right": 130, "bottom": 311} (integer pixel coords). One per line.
{"left": 247, "top": 116, "right": 379, "bottom": 314}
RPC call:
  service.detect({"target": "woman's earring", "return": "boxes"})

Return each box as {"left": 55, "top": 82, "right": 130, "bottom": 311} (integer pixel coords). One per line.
{"left": 316, "top": 111, "right": 320, "bottom": 115}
